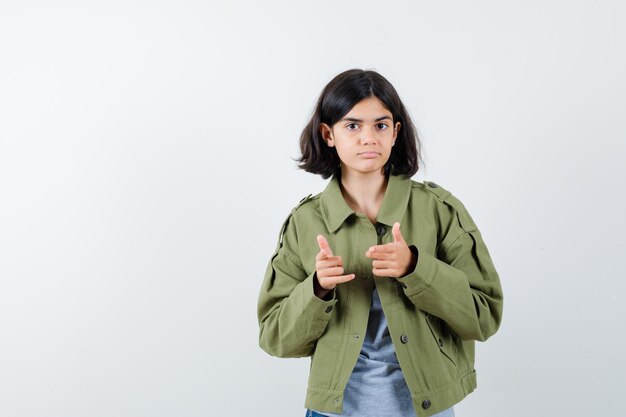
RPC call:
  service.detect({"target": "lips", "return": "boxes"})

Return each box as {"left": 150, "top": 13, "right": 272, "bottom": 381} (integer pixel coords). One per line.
{"left": 358, "top": 152, "right": 380, "bottom": 158}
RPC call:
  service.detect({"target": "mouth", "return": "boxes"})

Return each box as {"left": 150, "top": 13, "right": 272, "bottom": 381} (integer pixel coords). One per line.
{"left": 358, "top": 152, "right": 380, "bottom": 158}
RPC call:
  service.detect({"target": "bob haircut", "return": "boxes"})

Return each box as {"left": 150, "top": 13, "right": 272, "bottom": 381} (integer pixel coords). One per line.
{"left": 296, "top": 69, "right": 423, "bottom": 180}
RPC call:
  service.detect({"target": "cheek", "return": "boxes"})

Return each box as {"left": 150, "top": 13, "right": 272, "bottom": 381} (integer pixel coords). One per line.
{"left": 336, "top": 141, "right": 355, "bottom": 154}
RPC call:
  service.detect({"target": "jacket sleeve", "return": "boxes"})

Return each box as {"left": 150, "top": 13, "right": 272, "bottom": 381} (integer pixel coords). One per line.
{"left": 397, "top": 193, "right": 504, "bottom": 342}
{"left": 257, "top": 211, "right": 337, "bottom": 358}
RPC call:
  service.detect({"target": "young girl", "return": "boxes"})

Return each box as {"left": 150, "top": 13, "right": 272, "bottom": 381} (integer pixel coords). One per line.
{"left": 257, "top": 69, "right": 504, "bottom": 417}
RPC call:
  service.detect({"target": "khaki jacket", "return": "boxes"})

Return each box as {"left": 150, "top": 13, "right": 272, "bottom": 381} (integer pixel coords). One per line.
{"left": 257, "top": 173, "right": 504, "bottom": 417}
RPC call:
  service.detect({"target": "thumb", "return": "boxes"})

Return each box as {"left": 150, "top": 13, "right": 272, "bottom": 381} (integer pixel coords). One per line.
{"left": 392, "top": 222, "right": 405, "bottom": 244}
{"left": 317, "top": 234, "right": 334, "bottom": 257}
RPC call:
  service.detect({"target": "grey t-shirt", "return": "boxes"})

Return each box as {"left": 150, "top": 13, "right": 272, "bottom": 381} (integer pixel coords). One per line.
{"left": 310, "top": 287, "right": 455, "bottom": 417}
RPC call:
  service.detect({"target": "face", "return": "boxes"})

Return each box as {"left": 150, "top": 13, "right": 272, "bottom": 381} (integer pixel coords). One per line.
{"left": 320, "top": 96, "right": 401, "bottom": 178}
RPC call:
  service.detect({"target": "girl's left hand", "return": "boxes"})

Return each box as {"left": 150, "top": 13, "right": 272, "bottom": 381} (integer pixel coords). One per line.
{"left": 365, "top": 222, "right": 417, "bottom": 278}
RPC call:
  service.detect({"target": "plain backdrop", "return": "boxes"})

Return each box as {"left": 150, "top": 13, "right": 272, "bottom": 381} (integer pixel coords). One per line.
{"left": 1, "top": 1, "right": 625, "bottom": 416}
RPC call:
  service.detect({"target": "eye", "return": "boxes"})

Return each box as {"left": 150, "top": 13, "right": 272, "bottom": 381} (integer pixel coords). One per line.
{"left": 377, "top": 123, "right": 388, "bottom": 130}
{"left": 346, "top": 123, "right": 359, "bottom": 131}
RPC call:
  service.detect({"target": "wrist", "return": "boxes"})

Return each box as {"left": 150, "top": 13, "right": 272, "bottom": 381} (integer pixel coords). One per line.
{"left": 313, "top": 272, "right": 332, "bottom": 300}
{"left": 402, "top": 245, "right": 419, "bottom": 277}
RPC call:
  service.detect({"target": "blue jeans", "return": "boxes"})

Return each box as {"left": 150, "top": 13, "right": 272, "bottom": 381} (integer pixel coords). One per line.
{"left": 305, "top": 407, "right": 455, "bottom": 417}
{"left": 305, "top": 410, "right": 329, "bottom": 417}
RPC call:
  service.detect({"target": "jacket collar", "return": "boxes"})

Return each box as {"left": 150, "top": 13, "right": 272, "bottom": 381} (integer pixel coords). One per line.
{"left": 320, "top": 173, "right": 412, "bottom": 233}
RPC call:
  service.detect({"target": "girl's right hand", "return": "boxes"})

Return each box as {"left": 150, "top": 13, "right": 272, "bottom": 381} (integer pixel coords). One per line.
{"left": 314, "top": 235, "right": 356, "bottom": 299}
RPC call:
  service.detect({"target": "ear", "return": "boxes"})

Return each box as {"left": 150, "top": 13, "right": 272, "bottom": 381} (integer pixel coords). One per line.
{"left": 319, "top": 123, "right": 335, "bottom": 147}
{"left": 393, "top": 121, "right": 401, "bottom": 141}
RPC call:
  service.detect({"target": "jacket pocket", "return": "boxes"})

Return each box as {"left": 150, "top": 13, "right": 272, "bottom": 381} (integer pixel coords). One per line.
{"left": 425, "top": 313, "right": 457, "bottom": 367}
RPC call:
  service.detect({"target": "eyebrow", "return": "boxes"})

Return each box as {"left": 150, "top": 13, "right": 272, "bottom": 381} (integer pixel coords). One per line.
{"left": 340, "top": 116, "right": 392, "bottom": 123}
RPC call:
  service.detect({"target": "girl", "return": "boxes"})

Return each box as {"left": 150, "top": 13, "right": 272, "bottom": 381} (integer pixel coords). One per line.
{"left": 257, "top": 69, "right": 504, "bottom": 417}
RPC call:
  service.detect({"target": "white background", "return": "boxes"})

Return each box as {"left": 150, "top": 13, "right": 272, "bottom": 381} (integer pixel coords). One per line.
{"left": 1, "top": 1, "right": 625, "bottom": 416}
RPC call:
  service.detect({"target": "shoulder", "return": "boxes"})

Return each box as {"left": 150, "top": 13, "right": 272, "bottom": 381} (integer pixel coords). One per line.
{"left": 286, "top": 192, "right": 322, "bottom": 224}
{"left": 275, "top": 192, "right": 322, "bottom": 249}
{"left": 409, "top": 179, "right": 477, "bottom": 233}
{"left": 413, "top": 180, "right": 450, "bottom": 199}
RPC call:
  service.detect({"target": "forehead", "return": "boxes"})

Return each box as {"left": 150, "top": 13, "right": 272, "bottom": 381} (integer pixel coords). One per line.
{"left": 343, "top": 96, "right": 392, "bottom": 119}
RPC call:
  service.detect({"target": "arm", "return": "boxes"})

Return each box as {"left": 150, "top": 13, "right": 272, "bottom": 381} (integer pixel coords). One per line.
{"left": 257, "top": 214, "right": 337, "bottom": 358}
{"left": 397, "top": 199, "right": 504, "bottom": 342}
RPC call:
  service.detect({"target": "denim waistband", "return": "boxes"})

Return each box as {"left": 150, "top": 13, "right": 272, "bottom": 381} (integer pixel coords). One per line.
{"left": 305, "top": 409, "right": 329, "bottom": 417}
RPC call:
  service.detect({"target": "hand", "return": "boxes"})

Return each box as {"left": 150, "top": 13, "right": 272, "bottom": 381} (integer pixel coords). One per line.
{"left": 315, "top": 235, "right": 356, "bottom": 299}
{"left": 365, "top": 222, "right": 417, "bottom": 278}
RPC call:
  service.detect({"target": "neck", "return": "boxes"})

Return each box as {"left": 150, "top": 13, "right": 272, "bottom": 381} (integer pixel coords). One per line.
{"left": 338, "top": 168, "right": 389, "bottom": 214}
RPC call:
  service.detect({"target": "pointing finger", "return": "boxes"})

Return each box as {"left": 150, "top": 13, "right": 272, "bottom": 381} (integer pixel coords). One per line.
{"left": 366, "top": 244, "right": 394, "bottom": 255}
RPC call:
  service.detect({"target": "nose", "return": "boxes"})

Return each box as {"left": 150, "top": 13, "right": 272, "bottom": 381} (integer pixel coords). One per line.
{"left": 359, "top": 127, "right": 378, "bottom": 144}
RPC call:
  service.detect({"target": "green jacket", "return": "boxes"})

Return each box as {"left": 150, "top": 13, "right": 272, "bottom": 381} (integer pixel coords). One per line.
{"left": 257, "top": 173, "right": 504, "bottom": 417}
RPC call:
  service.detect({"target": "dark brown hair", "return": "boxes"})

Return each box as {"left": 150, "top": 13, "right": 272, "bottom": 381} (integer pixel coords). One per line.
{"left": 295, "top": 69, "right": 423, "bottom": 179}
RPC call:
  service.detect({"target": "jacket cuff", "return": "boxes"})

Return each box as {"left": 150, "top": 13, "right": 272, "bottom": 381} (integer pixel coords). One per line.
{"left": 293, "top": 270, "right": 338, "bottom": 319}
{"left": 396, "top": 244, "right": 438, "bottom": 296}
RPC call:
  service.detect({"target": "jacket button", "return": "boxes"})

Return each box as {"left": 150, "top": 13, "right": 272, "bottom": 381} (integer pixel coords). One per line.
{"left": 325, "top": 306, "right": 333, "bottom": 313}
{"left": 376, "top": 224, "right": 387, "bottom": 236}
{"left": 400, "top": 334, "right": 409, "bottom": 344}
{"left": 399, "top": 281, "right": 407, "bottom": 289}
{"left": 422, "top": 399, "right": 431, "bottom": 409}
{"left": 428, "top": 182, "right": 438, "bottom": 188}
{"left": 438, "top": 338, "right": 444, "bottom": 347}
